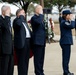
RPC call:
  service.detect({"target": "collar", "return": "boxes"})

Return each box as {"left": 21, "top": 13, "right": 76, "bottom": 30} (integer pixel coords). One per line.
{"left": 1, "top": 15, "right": 5, "bottom": 18}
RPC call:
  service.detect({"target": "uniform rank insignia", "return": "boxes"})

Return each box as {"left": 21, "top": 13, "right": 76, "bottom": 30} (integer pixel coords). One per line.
{"left": 65, "top": 22, "right": 70, "bottom": 25}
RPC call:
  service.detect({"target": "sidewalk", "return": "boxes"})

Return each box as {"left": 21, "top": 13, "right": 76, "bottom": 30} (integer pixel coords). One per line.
{"left": 14, "top": 35, "right": 76, "bottom": 75}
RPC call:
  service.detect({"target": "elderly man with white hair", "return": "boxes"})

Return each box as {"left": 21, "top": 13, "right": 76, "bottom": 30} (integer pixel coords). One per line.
{"left": 0, "top": 5, "right": 14, "bottom": 75}
{"left": 31, "top": 5, "right": 46, "bottom": 75}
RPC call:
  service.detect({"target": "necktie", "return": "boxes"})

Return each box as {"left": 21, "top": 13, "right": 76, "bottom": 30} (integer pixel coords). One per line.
{"left": 9, "top": 20, "right": 12, "bottom": 33}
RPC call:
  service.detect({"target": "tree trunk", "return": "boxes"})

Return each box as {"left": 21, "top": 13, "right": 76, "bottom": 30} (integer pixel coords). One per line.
{"left": 40, "top": 0, "right": 44, "bottom": 8}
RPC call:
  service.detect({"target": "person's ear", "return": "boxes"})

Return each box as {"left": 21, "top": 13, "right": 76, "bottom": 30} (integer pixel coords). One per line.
{"left": 2, "top": 11, "right": 5, "bottom": 16}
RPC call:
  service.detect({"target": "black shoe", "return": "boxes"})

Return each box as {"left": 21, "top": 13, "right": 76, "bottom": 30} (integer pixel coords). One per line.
{"left": 63, "top": 72, "right": 74, "bottom": 75}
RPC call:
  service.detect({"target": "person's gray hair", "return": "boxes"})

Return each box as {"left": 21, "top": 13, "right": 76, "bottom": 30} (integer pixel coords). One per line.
{"left": 1, "top": 5, "right": 10, "bottom": 12}
{"left": 34, "top": 4, "right": 42, "bottom": 12}
{"left": 16, "top": 9, "right": 23, "bottom": 16}
{"left": 34, "top": 4, "right": 39, "bottom": 12}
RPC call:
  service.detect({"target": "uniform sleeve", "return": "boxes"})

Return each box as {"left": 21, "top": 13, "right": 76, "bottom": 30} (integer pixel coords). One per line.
{"left": 63, "top": 21, "right": 75, "bottom": 29}
{"left": 75, "top": 19, "right": 76, "bottom": 29}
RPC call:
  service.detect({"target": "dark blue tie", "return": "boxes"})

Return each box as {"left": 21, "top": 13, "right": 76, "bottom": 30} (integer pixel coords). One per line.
{"left": 9, "top": 20, "right": 12, "bottom": 33}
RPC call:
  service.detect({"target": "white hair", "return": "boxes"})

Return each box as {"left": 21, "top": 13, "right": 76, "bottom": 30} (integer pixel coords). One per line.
{"left": 1, "top": 5, "right": 10, "bottom": 12}
{"left": 35, "top": 4, "right": 40, "bottom": 10}
{"left": 34, "top": 4, "right": 42, "bottom": 12}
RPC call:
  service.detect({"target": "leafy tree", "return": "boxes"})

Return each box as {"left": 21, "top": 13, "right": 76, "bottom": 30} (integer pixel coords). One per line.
{"left": 49, "top": 0, "right": 76, "bottom": 13}
{"left": 32, "top": 0, "right": 76, "bottom": 13}
{"left": 0, "top": 0, "right": 30, "bottom": 13}
{"left": 0, "top": 0, "right": 76, "bottom": 13}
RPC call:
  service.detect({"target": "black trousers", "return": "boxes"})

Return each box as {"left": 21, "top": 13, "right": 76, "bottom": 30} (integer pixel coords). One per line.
{"left": 15, "top": 39, "right": 30, "bottom": 75}
{"left": 60, "top": 44, "right": 71, "bottom": 74}
{"left": 0, "top": 56, "right": 1, "bottom": 75}
{"left": 33, "top": 45, "right": 45, "bottom": 75}
{"left": 0, "top": 54, "right": 14, "bottom": 75}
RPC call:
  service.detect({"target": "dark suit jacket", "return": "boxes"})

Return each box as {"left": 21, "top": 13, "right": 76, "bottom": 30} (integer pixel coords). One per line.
{"left": 75, "top": 18, "right": 76, "bottom": 29}
{"left": 60, "top": 20, "right": 75, "bottom": 45}
{"left": 31, "top": 14, "right": 46, "bottom": 46}
{"left": 13, "top": 15, "right": 30, "bottom": 49}
{"left": 0, "top": 15, "right": 12, "bottom": 54}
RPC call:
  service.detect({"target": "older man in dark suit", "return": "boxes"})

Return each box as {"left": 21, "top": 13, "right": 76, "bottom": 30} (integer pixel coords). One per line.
{"left": 0, "top": 5, "right": 14, "bottom": 75}
{"left": 13, "top": 9, "right": 31, "bottom": 75}
{"left": 31, "top": 5, "right": 46, "bottom": 75}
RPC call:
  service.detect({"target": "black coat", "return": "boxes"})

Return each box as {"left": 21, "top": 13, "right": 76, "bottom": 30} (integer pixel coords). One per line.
{"left": 0, "top": 16, "right": 12, "bottom": 54}
{"left": 60, "top": 20, "right": 75, "bottom": 45}
{"left": 13, "top": 15, "right": 30, "bottom": 49}
{"left": 31, "top": 14, "right": 46, "bottom": 46}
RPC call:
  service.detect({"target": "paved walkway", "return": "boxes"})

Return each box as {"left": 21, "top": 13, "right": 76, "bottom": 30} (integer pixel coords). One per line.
{"left": 14, "top": 35, "right": 76, "bottom": 75}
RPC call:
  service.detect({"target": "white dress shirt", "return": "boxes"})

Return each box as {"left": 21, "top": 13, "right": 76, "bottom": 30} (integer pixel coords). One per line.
{"left": 22, "top": 22, "right": 31, "bottom": 38}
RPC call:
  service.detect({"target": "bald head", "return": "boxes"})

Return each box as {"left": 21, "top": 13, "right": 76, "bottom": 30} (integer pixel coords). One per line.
{"left": 35, "top": 5, "right": 43, "bottom": 15}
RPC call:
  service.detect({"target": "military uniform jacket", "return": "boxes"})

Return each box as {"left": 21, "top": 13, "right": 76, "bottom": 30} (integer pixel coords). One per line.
{"left": 60, "top": 19, "right": 75, "bottom": 45}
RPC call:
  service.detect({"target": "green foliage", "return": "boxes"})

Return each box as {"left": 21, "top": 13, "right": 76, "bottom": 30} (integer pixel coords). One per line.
{"left": 50, "top": 0, "right": 69, "bottom": 12}
{"left": 22, "top": 0, "right": 39, "bottom": 3}
{"left": 1, "top": 0, "right": 76, "bottom": 7}
{"left": 68, "top": 0, "right": 76, "bottom": 7}
{"left": 31, "top": 0, "right": 76, "bottom": 12}
{"left": 1, "top": 0, "right": 76, "bottom": 12}
{"left": 44, "top": 0, "right": 52, "bottom": 8}
{"left": 49, "top": 0, "right": 76, "bottom": 12}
